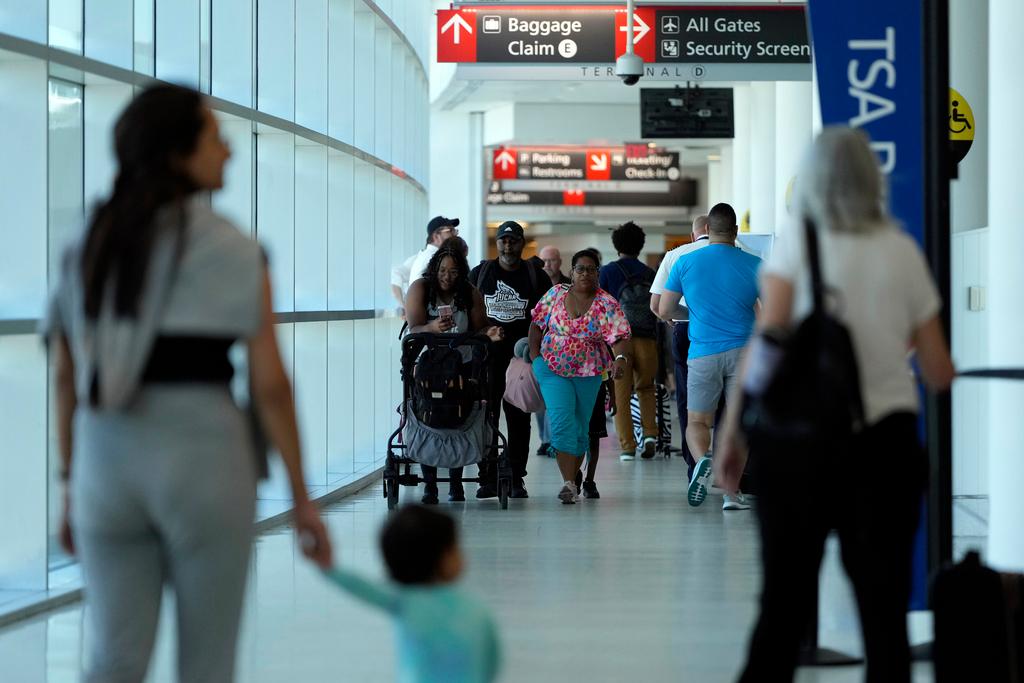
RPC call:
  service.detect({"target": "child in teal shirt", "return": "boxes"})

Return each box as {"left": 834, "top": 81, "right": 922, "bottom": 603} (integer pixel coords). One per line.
{"left": 324, "top": 505, "right": 501, "bottom": 683}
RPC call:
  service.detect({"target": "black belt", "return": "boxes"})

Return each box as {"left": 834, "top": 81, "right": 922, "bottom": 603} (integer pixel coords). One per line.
{"left": 142, "top": 336, "right": 235, "bottom": 384}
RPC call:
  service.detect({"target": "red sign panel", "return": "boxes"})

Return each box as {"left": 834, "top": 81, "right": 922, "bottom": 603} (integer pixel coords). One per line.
{"left": 437, "top": 9, "right": 477, "bottom": 63}
{"left": 562, "top": 190, "right": 585, "bottom": 206}
{"left": 492, "top": 148, "right": 518, "bottom": 180}
{"left": 613, "top": 8, "right": 656, "bottom": 63}
{"left": 585, "top": 149, "right": 611, "bottom": 180}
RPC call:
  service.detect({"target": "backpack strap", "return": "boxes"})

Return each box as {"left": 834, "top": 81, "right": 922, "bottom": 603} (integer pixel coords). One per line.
{"left": 526, "top": 259, "right": 539, "bottom": 294}
{"left": 477, "top": 259, "right": 494, "bottom": 293}
{"left": 804, "top": 219, "right": 826, "bottom": 314}
{"left": 614, "top": 261, "right": 638, "bottom": 286}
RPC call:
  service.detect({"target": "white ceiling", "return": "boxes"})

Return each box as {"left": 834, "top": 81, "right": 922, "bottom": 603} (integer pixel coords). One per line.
{"left": 437, "top": 77, "right": 742, "bottom": 111}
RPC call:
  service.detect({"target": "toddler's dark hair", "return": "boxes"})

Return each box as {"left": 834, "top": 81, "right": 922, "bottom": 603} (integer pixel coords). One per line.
{"left": 380, "top": 505, "right": 458, "bottom": 584}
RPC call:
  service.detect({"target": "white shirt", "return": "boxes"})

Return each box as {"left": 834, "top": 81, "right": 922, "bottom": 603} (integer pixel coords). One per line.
{"left": 650, "top": 235, "right": 710, "bottom": 296}
{"left": 391, "top": 245, "right": 438, "bottom": 295}
{"left": 763, "top": 221, "right": 941, "bottom": 425}
{"left": 408, "top": 244, "right": 439, "bottom": 291}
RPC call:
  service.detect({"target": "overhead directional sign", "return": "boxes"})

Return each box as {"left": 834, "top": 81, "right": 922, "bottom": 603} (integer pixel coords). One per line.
{"left": 486, "top": 180, "right": 695, "bottom": 208}
{"left": 437, "top": 5, "right": 809, "bottom": 65}
{"left": 492, "top": 147, "right": 682, "bottom": 182}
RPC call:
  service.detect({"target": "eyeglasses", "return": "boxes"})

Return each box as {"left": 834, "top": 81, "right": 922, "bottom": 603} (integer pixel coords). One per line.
{"left": 573, "top": 265, "right": 599, "bottom": 275}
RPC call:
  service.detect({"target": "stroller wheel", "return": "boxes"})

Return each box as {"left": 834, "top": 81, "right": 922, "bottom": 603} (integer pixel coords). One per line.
{"left": 385, "top": 477, "right": 399, "bottom": 510}
{"left": 498, "top": 478, "right": 510, "bottom": 510}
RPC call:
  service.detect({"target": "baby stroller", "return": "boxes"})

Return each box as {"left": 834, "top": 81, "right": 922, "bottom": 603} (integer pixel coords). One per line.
{"left": 384, "top": 332, "right": 512, "bottom": 510}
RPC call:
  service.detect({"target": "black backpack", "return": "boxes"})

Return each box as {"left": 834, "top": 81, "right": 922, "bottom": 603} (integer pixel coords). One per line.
{"left": 614, "top": 262, "right": 658, "bottom": 338}
{"left": 411, "top": 343, "right": 477, "bottom": 429}
{"left": 741, "top": 220, "right": 865, "bottom": 447}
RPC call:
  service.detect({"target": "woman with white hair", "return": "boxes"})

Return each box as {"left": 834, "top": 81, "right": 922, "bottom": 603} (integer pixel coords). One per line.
{"left": 717, "top": 127, "right": 955, "bottom": 682}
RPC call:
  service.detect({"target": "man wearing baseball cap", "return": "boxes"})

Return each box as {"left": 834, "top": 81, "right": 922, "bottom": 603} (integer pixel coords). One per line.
{"left": 390, "top": 216, "right": 461, "bottom": 316}
{"left": 469, "top": 220, "right": 551, "bottom": 499}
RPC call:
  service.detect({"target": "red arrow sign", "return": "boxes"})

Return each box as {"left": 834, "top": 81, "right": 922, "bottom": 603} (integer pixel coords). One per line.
{"left": 562, "top": 190, "right": 585, "bottom": 206}
{"left": 437, "top": 9, "right": 476, "bottom": 62}
{"left": 586, "top": 149, "right": 611, "bottom": 180}
{"left": 614, "top": 8, "right": 656, "bottom": 63}
{"left": 493, "top": 148, "right": 518, "bottom": 180}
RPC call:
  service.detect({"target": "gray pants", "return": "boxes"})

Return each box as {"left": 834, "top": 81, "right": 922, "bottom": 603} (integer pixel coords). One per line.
{"left": 72, "top": 386, "right": 257, "bottom": 683}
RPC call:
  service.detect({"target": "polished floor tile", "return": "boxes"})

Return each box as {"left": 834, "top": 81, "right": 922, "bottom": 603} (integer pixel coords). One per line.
{"left": 0, "top": 433, "right": 935, "bottom": 682}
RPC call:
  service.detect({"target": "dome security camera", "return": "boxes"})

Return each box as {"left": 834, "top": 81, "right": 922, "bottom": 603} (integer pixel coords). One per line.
{"left": 616, "top": 52, "right": 643, "bottom": 86}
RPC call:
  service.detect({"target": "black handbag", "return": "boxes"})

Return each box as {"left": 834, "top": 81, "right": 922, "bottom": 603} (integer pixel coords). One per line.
{"left": 741, "top": 220, "right": 866, "bottom": 447}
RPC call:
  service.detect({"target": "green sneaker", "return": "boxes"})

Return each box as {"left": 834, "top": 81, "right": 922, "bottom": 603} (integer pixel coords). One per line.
{"left": 687, "top": 456, "right": 713, "bottom": 507}
{"left": 620, "top": 451, "right": 636, "bottom": 461}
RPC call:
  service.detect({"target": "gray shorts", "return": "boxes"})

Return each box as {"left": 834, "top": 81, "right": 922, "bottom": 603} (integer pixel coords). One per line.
{"left": 687, "top": 347, "right": 744, "bottom": 414}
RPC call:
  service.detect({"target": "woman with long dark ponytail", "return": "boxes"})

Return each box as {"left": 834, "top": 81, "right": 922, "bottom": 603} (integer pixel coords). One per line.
{"left": 44, "top": 84, "right": 332, "bottom": 682}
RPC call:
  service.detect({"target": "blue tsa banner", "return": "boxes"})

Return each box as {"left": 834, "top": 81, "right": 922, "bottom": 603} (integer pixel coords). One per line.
{"left": 806, "top": 2, "right": 924, "bottom": 246}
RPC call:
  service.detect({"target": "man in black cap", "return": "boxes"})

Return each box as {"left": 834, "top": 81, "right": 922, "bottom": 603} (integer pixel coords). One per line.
{"left": 390, "top": 216, "right": 461, "bottom": 316}
{"left": 469, "top": 220, "right": 550, "bottom": 498}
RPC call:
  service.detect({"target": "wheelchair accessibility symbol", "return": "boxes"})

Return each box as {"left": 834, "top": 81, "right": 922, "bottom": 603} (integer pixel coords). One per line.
{"left": 948, "top": 87, "right": 975, "bottom": 164}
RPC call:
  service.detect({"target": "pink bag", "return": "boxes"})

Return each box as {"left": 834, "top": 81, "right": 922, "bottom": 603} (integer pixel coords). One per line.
{"left": 504, "top": 357, "right": 546, "bottom": 413}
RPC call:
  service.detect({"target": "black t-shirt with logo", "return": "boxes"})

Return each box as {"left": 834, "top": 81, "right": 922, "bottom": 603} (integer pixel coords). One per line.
{"left": 470, "top": 259, "right": 550, "bottom": 358}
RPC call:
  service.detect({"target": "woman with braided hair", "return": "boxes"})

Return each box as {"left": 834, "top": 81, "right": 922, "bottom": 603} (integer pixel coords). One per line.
{"left": 406, "top": 237, "right": 503, "bottom": 503}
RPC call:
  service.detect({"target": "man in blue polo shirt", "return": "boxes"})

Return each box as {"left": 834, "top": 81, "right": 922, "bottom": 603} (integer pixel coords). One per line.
{"left": 659, "top": 203, "right": 761, "bottom": 511}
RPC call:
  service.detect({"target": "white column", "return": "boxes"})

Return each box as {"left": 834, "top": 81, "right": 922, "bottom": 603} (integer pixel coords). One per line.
{"left": 987, "top": 0, "right": 1024, "bottom": 572}
{"left": 468, "top": 111, "right": 485, "bottom": 266}
{"left": 749, "top": 82, "right": 776, "bottom": 234}
{"left": 811, "top": 64, "right": 823, "bottom": 134}
{"left": 774, "top": 81, "right": 813, "bottom": 233}
{"left": 707, "top": 152, "right": 728, "bottom": 212}
{"left": 950, "top": 0, "right": 989, "bottom": 233}
{"left": 730, "top": 84, "right": 751, "bottom": 223}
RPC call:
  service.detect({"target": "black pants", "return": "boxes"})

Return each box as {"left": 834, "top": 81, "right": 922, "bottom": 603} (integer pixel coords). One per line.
{"left": 672, "top": 322, "right": 696, "bottom": 470}
{"left": 671, "top": 323, "right": 724, "bottom": 477}
{"left": 738, "top": 413, "right": 926, "bottom": 683}
{"left": 421, "top": 466, "right": 463, "bottom": 491}
{"left": 479, "top": 349, "right": 530, "bottom": 486}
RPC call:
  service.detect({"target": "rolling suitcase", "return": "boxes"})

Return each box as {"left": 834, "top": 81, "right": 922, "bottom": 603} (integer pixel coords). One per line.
{"left": 932, "top": 550, "right": 1023, "bottom": 683}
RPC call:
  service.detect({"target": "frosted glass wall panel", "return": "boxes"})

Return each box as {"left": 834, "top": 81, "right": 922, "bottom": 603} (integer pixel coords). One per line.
{"left": 211, "top": 0, "right": 253, "bottom": 106}
{"left": 327, "top": 152, "right": 354, "bottom": 311}
{"left": 373, "top": 319, "right": 395, "bottom": 456}
{"left": 327, "top": 320, "right": 354, "bottom": 476}
{"left": 327, "top": 0, "right": 354, "bottom": 145}
{"left": 352, "top": 319, "right": 374, "bottom": 468}
{"left": 256, "top": 0, "right": 295, "bottom": 120}
{"left": 0, "top": 336, "right": 48, "bottom": 589}
{"left": 256, "top": 132, "right": 295, "bottom": 312}
{"left": 373, "top": 23, "right": 391, "bottom": 162}
{"left": 200, "top": 0, "right": 211, "bottom": 93}
{"left": 47, "top": 80, "right": 84, "bottom": 291}
{"left": 257, "top": 323, "right": 295, "bottom": 500}
{"left": 373, "top": 168, "right": 391, "bottom": 310}
{"left": 49, "top": 0, "right": 83, "bottom": 52}
{"left": 213, "top": 116, "right": 253, "bottom": 233}
{"left": 134, "top": 0, "right": 154, "bottom": 74}
{"left": 294, "top": 143, "right": 328, "bottom": 311}
{"left": 351, "top": 160, "right": 374, "bottom": 309}
{"left": 295, "top": 0, "right": 328, "bottom": 133}
{"left": 85, "top": 0, "right": 133, "bottom": 68}
{"left": 294, "top": 322, "right": 327, "bottom": 487}
{"left": 156, "top": 0, "right": 200, "bottom": 88}
{"left": 83, "top": 82, "right": 131, "bottom": 209}
{"left": 0, "top": 0, "right": 46, "bottom": 42}
{"left": 352, "top": 7, "right": 374, "bottom": 154}
{"left": 390, "top": 46, "right": 406, "bottom": 173}
{"left": 0, "top": 60, "right": 47, "bottom": 318}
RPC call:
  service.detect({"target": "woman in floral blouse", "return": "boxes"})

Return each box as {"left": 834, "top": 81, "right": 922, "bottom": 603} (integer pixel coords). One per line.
{"left": 528, "top": 249, "right": 633, "bottom": 504}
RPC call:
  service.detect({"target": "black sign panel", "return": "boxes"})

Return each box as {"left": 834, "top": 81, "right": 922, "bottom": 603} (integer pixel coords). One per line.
{"left": 641, "top": 88, "right": 735, "bottom": 139}
{"left": 653, "top": 8, "right": 810, "bottom": 63}
{"left": 486, "top": 180, "right": 697, "bottom": 207}
{"left": 511, "top": 150, "right": 681, "bottom": 181}
{"left": 474, "top": 9, "right": 614, "bottom": 63}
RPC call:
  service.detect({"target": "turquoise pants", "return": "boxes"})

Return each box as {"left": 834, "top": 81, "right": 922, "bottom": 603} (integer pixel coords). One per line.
{"left": 532, "top": 357, "right": 602, "bottom": 457}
